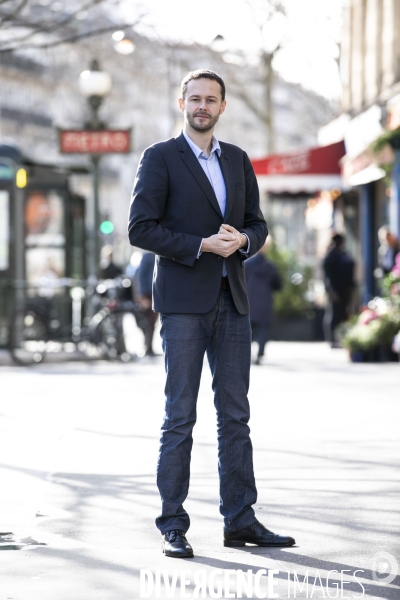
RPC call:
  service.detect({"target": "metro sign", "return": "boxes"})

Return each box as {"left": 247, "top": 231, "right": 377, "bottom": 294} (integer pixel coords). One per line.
{"left": 59, "top": 129, "right": 131, "bottom": 154}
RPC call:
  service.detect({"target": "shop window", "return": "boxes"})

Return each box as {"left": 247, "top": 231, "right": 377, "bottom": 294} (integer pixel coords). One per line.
{"left": 24, "top": 190, "right": 66, "bottom": 286}
{"left": 0, "top": 191, "right": 10, "bottom": 271}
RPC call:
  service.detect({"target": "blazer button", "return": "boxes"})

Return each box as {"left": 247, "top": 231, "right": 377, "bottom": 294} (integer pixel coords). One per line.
{"left": 217, "top": 256, "right": 223, "bottom": 261}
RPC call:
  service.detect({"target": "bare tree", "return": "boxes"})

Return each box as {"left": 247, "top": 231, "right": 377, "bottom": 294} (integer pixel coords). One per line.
{"left": 236, "top": 0, "right": 286, "bottom": 153}
{"left": 0, "top": 0, "right": 145, "bottom": 53}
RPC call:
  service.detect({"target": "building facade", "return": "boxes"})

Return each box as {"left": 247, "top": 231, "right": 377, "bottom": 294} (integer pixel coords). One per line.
{"left": 328, "top": 0, "right": 400, "bottom": 302}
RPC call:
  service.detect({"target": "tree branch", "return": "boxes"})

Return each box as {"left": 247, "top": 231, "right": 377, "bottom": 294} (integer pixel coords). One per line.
{"left": 0, "top": 0, "right": 106, "bottom": 43}
{"left": 0, "top": 19, "right": 142, "bottom": 53}
{"left": 0, "top": 0, "right": 29, "bottom": 24}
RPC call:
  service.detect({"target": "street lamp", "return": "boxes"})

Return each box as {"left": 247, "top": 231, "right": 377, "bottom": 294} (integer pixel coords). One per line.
{"left": 111, "top": 31, "right": 135, "bottom": 55}
{"left": 79, "top": 60, "right": 112, "bottom": 127}
{"left": 79, "top": 59, "right": 112, "bottom": 281}
{"left": 210, "top": 34, "right": 228, "bottom": 53}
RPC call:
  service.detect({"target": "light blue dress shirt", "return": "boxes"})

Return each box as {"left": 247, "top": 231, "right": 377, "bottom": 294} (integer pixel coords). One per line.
{"left": 183, "top": 130, "right": 227, "bottom": 215}
{"left": 182, "top": 131, "right": 249, "bottom": 277}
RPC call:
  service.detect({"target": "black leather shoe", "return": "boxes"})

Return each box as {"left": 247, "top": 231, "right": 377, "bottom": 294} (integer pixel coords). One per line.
{"left": 224, "top": 521, "right": 295, "bottom": 547}
{"left": 162, "top": 530, "right": 194, "bottom": 558}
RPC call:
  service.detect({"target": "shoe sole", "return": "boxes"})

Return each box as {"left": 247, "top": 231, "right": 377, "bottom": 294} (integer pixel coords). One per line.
{"left": 224, "top": 540, "right": 295, "bottom": 547}
{"left": 162, "top": 542, "right": 194, "bottom": 558}
{"left": 163, "top": 549, "right": 194, "bottom": 558}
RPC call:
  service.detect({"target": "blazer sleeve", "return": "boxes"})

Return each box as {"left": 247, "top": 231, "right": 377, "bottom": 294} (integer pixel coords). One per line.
{"left": 238, "top": 152, "right": 268, "bottom": 259}
{"left": 128, "top": 146, "right": 203, "bottom": 267}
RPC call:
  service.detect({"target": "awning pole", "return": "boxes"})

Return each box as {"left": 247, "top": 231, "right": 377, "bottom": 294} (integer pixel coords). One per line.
{"left": 359, "top": 182, "right": 374, "bottom": 304}
{"left": 389, "top": 150, "right": 400, "bottom": 237}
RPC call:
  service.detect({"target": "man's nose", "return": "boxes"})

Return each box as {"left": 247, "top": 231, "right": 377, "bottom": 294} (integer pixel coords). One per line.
{"left": 199, "top": 98, "right": 207, "bottom": 109}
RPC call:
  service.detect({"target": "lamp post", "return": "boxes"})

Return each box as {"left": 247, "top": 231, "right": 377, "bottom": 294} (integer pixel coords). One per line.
{"left": 210, "top": 34, "right": 228, "bottom": 53}
{"left": 78, "top": 60, "right": 112, "bottom": 281}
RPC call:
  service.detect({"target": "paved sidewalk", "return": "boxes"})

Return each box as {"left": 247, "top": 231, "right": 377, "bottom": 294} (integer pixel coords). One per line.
{"left": 0, "top": 343, "right": 399, "bottom": 599}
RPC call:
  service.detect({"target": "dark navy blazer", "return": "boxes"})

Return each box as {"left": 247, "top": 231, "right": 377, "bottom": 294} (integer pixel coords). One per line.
{"left": 128, "top": 133, "right": 268, "bottom": 315}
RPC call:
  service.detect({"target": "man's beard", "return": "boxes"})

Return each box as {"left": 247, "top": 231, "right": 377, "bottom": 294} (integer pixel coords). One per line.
{"left": 186, "top": 110, "right": 220, "bottom": 133}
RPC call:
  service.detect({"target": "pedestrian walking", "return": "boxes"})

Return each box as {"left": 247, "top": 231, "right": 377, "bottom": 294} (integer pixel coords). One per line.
{"left": 137, "top": 251, "right": 158, "bottom": 356}
{"left": 99, "top": 245, "right": 122, "bottom": 280}
{"left": 128, "top": 69, "right": 295, "bottom": 558}
{"left": 245, "top": 245, "right": 282, "bottom": 364}
{"left": 323, "top": 233, "right": 355, "bottom": 347}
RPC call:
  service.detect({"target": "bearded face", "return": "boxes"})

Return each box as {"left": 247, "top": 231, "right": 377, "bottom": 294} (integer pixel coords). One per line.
{"left": 179, "top": 78, "right": 226, "bottom": 135}
{"left": 186, "top": 108, "right": 221, "bottom": 133}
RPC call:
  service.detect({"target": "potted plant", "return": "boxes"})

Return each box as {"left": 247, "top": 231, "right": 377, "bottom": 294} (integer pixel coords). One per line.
{"left": 267, "top": 244, "right": 321, "bottom": 341}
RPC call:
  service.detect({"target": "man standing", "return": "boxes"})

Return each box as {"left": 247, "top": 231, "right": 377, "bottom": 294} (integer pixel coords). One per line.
{"left": 128, "top": 69, "right": 295, "bottom": 558}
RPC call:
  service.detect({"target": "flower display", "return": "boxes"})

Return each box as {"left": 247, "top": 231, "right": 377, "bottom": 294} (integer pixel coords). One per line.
{"left": 341, "top": 261, "right": 400, "bottom": 359}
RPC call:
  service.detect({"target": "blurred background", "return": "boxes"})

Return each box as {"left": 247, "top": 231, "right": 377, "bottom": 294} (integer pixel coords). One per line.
{"left": 1, "top": 0, "right": 399, "bottom": 364}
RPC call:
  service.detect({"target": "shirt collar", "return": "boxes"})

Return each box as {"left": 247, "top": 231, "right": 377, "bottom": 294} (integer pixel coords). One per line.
{"left": 183, "top": 130, "right": 221, "bottom": 158}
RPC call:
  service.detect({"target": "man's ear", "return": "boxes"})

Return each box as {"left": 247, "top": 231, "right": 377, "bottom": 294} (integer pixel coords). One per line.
{"left": 219, "top": 99, "right": 227, "bottom": 115}
{"left": 178, "top": 97, "right": 185, "bottom": 113}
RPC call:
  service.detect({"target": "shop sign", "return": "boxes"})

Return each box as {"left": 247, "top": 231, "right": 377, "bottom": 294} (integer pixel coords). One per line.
{"left": 251, "top": 141, "right": 345, "bottom": 176}
{"left": 59, "top": 130, "right": 131, "bottom": 154}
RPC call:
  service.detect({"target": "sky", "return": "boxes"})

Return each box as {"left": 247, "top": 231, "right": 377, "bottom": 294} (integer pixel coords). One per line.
{"left": 123, "top": 0, "right": 343, "bottom": 100}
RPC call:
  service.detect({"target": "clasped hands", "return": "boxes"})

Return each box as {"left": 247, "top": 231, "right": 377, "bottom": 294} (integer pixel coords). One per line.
{"left": 201, "top": 224, "right": 247, "bottom": 258}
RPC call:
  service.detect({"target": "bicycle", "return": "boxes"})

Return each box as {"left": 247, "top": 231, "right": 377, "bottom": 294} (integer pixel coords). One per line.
{"left": 88, "top": 278, "right": 153, "bottom": 361}
{"left": 8, "top": 277, "right": 152, "bottom": 366}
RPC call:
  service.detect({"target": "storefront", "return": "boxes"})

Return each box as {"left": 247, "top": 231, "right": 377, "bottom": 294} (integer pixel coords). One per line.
{"left": 251, "top": 141, "right": 346, "bottom": 293}
{"left": 340, "top": 102, "right": 398, "bottom": 303}
{"left": 249, "top": 142, "right": 347, "bottom": 341}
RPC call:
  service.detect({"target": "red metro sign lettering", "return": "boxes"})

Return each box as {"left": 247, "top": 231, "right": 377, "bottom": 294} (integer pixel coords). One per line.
{"left": 59, "top": 130, "right": 131, "bottom": 154}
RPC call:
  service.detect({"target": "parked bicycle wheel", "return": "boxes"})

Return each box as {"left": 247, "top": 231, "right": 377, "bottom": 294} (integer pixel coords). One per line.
{"left": 93, "top": 310, "right": 125, "bottom": 359}
{"left": 9, "top": 306, "right": 48, "bottom": 366}
{"left": 92, "top": 308, "right": 148, "bottom": 360}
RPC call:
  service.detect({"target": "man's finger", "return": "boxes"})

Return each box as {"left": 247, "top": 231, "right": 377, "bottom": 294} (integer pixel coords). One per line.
{"left": 219, "top": 226, "right": 236, "bottom": 235}
{"left": 217, "top": 232, "right": 236, "bottom": 241}
{"left": 221, "top": 241, "right": 241, "bottom": 255}
{"left": 220, "top": 223, "right": 235, "bottom": 232}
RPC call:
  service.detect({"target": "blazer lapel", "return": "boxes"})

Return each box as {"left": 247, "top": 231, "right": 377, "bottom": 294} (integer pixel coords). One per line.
{"left": 218, "top": 148, "right": 235, "bottom": 223}
{"left": 175, "top": 134, "right": 223, "bottom": 218}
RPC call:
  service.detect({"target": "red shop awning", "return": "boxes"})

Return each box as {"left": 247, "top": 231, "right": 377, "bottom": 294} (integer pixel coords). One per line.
{"left": 251, "top": 141, "right": 346, "bottom": 194}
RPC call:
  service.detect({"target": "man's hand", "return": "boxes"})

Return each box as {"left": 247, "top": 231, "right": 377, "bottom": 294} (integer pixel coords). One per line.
{"left": 220, "top": 224, "right": 248, "bottom": 249}
{"left": 201, "top": 224, "right": 247, "bottom": 257}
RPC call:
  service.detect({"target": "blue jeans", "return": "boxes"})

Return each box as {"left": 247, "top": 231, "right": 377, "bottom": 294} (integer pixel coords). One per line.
{"left": 156, "top": 289, "right": 258, "bottom": 534}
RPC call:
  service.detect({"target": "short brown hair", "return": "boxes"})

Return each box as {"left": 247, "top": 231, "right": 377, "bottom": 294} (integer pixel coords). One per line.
{"left": 181, "top": 69, "right": 226, "bottom": 101}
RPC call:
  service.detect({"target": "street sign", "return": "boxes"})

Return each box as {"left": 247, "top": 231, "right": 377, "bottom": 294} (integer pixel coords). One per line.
{"left": 59, "top": 130, "right": 131, "bottom": 154}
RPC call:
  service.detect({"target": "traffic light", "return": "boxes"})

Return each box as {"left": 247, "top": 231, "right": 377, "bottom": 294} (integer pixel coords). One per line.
{"left": 99, "top": 220, "right": 114, "bottom": 234}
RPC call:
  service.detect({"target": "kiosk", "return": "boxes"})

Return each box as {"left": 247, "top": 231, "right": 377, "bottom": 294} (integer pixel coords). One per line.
{"left": 0, "top": 145, "right": 86, "bottom": 348}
